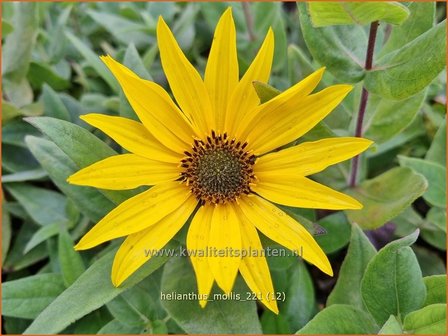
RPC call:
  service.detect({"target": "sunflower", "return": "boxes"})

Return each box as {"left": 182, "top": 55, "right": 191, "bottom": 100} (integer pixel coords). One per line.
{"left": 68, "top": 8, "right": 372, "bottom": 314}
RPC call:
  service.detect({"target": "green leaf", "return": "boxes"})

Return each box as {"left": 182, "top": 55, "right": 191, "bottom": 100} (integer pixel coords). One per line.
{"left": 414, "top": 246, "right": 446, "bottom": 276}
{"left": 200, "top": 3, "right": 245, "bottom": 35}
{"left": 47, "top": 6, "right": 72, "bottom": 63}
{"left": 2, "top": 204, "right": 12, "bottom": 263}
{"left": 78, "top": 93, "right": 109, "bottom": 116}
{"left": 2, "top": 143, "right": 40, "bottom": 173}
{"left": 367, "top": 113, "right": 426, "bottom": 158}
{"left": 380, "top": 2, "right": 435, "bottom": 56}
{"left": 25, "top": 136, "right": 115, "bottom": 222}
{"left": 161, "top": 256, "right": 262, "bottom": 334}
{"left": 266, "top": 246, "right": 297, "bottom": 271}
{"left": 3, "top": 317, "right": 29, "bottom": 335}
{"left": 301, "top": 120, "right": 337, "bottom": 142}
{"left": 346, "top": 167, "right": 428, "bottom": 229}
{"left": 87, "top": 10, "right": 151, "bottom": 48}
{"left": 421, "top": 225, "right": 446, "bottom": 251}
{"left": 253, "top": 2, "right": 287, "bottom": 73}
{"left": 3, "top": 77, "right": 33, "bottom": 107}
{"left": 70, "top": 309, "right": 112, "bottom": 334}
{"left": 253, "top": 81, "right": 281, "bottom": 104}
{"left": 364, "top": 91, "right": 426, "bottom": 144}
{"left": 398, "top": 156, "right": 446, "bottom": 208}
{"left": 361, "top": 231, "right": 426, "bottom": 325}
{"left": 3, "top": 222, "right": 49, "bottom": 272}
{"left": 308, "top": 2, "right": 409, "bottom": 27}
{"left": 365, "top": 20, "right": 446, "bottom": 100}
{"left": 123, "top": 43, "right": 152, "bottom": 80}
{"left": 65, "top": 32, "right": 119, "bottom": 92}
{"left": 2, "top": 118, "right": 42, "bottom": 147}
{"left": 379, "top": 315, "right": 403, "bottom": 334}
{"left": 167, "top": 3, "right": 199, "bottom": 50}
{"left": 5, "top": 183, "right": 69, "bottom": 226}
{"left": 393, "top": 206, "right": 423, "bottom": 237}
{"left": 2, "top": 274, "right": 66, "bottom": 319}
{"left": 298, "top": 2, "right": 366, "bottom": 83}
{"left": 107, "top": 286, "right": 153, "bottom": 327}
{"left": 2, "top": 2, "right": 37, "bottom": 81}
{"left": 102, "top": 96, "right": 120, "bottom": 112}
{"left": 2, "top": 19, "right": 13, "bottom": 37}
{"left": 4, "top": 203, "right": 27, "bottom": 221}
{"left": 24, "top": 222, "right": 60, "bottom": 254}
{"left": 147, "top": 2, "right": 176, "bottom": 22}
{"left": 267, "top": 252, "right": 315, "bottom": 331}
{"left": 427, "top": 207, "right": 446, "bottom": 233}
{"left": 59, "top": 94, "right": 84, "bottom": 125}
{"left": 315, "top": 212, "right": 351, "bottom": 254}
{"left": 403, "top": 304, "right": 446, "bottom": 334}
{"left": 423, "top": 275, "right": 446, "bottom": 306}
{"left": 28, "top": 62, "right": 70, "bottom": 91}
{"left": 2, "top": 169, "right": 47, "bottom": 183}
{"left": 97, "top": 319, "right": 142, "bottom": 334}
{"left": 148, "top": 319, "right": 169, "bottom": 334}
{"left": 25, "top": 117, "right": 134, "bottom": 204}
{"left": 287, "top": 44, "right": 316, "bottom": 85}
{"left": 25, "top": 117, "right": 115, "bottom": 166}
{"left": 426, "top": 119, "right": 446, "bottom": 166}
{"left": 24, "top": 244, "right": 173, "bottom": 334}
{"left": 21, "top": 101, "right": 45, "bottom": 118}
{"left": 58, "top": 228, "right": 85, "bottom": 287}
{"left": 297, "top": 304, "right": 378, "bottom": 334}
{"left": 281, "top": 261, "right": 315, "bottom": 331}
{"left": 136, "top": 271, "right": 172, "bottom": 327}
{"left": 261, "top": 312, "right": 291, "bottom": 334}
{"left": 41, "top": 84, "right": 71, "bottom": 121}
{"left": 327, "top": 224, "right": 377, "bottom": 309}
{"left": 2, "top": 101, "right": 22, "bottom": 123}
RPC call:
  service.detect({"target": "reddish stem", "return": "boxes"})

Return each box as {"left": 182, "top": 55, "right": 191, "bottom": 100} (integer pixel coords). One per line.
{"left": 242, "top": 2, "right": 256, "bottom": 42}
{"left": 349, "top": 21, "right": 379, "bottom": 188}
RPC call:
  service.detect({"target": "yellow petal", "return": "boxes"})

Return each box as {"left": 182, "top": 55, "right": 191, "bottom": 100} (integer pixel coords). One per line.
{"left": 252, "top": 177, "right": 362, "bottom": 210}
{"left": 237, "top": 67, "right": 325, "bottom": 140}
{"left": 235, "top": 206, "right": 279, "bottom": 314}
{"left": 239, "top": 195, "right": 332, "bottom": 276}
{"left": 225, "top": 28, "right": 274, "bottom": 136}
{"left": 74, "top": 182, "right": 191, "bottom": 250}
{"left": 255, "top": 137, "right": 373, "bottom": 177}
{"left": 204, "top": 8, "right": 238, "bottom": 131}
{"left": 244, "top": 84, "right": 353, "bottom": 155}
{"left": 81, "top": 114, "right": 182, "bottom": 163}
{"left": 208, "top": 203, "right": 241, "bottom": 293}
{"left": 157, "top": 17, "right": 213, "bottom": 134}
{"left": 111, "top": 194, "right": 197, "bottom": 286}
{"left": 101, "top": 55, "right": 197, "bottom": 153}
{"left": 67, "top": 154, "right": 180, "bottom": 190}
{"left": 187, "top": 205, "right": 215, "bottom": 308}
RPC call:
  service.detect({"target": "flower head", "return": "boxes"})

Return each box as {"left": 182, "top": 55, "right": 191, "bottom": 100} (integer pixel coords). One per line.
{"left": 68, "top": 8, "right": 372, "bottom": 314}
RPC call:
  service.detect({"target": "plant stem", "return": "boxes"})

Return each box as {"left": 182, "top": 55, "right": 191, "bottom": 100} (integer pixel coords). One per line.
{"left": 349, "top": 21, "right": 379, "bottom": 188}
{"left": 242, "top": 2, "right": 256, "bottom": 42}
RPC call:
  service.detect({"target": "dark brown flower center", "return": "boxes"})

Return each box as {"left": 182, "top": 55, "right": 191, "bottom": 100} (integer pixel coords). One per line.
{"left": 181, "top": 131, "right": 256, "bottom": 204}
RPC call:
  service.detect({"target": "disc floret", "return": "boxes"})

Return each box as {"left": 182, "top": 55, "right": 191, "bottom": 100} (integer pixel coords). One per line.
{"left": 181, "top": 131, "right": 256, "bottom": 204}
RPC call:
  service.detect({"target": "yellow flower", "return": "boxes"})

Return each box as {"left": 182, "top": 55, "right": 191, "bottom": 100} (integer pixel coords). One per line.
{"left": 68, "top": 8, "right": 372, "bottom": 314}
